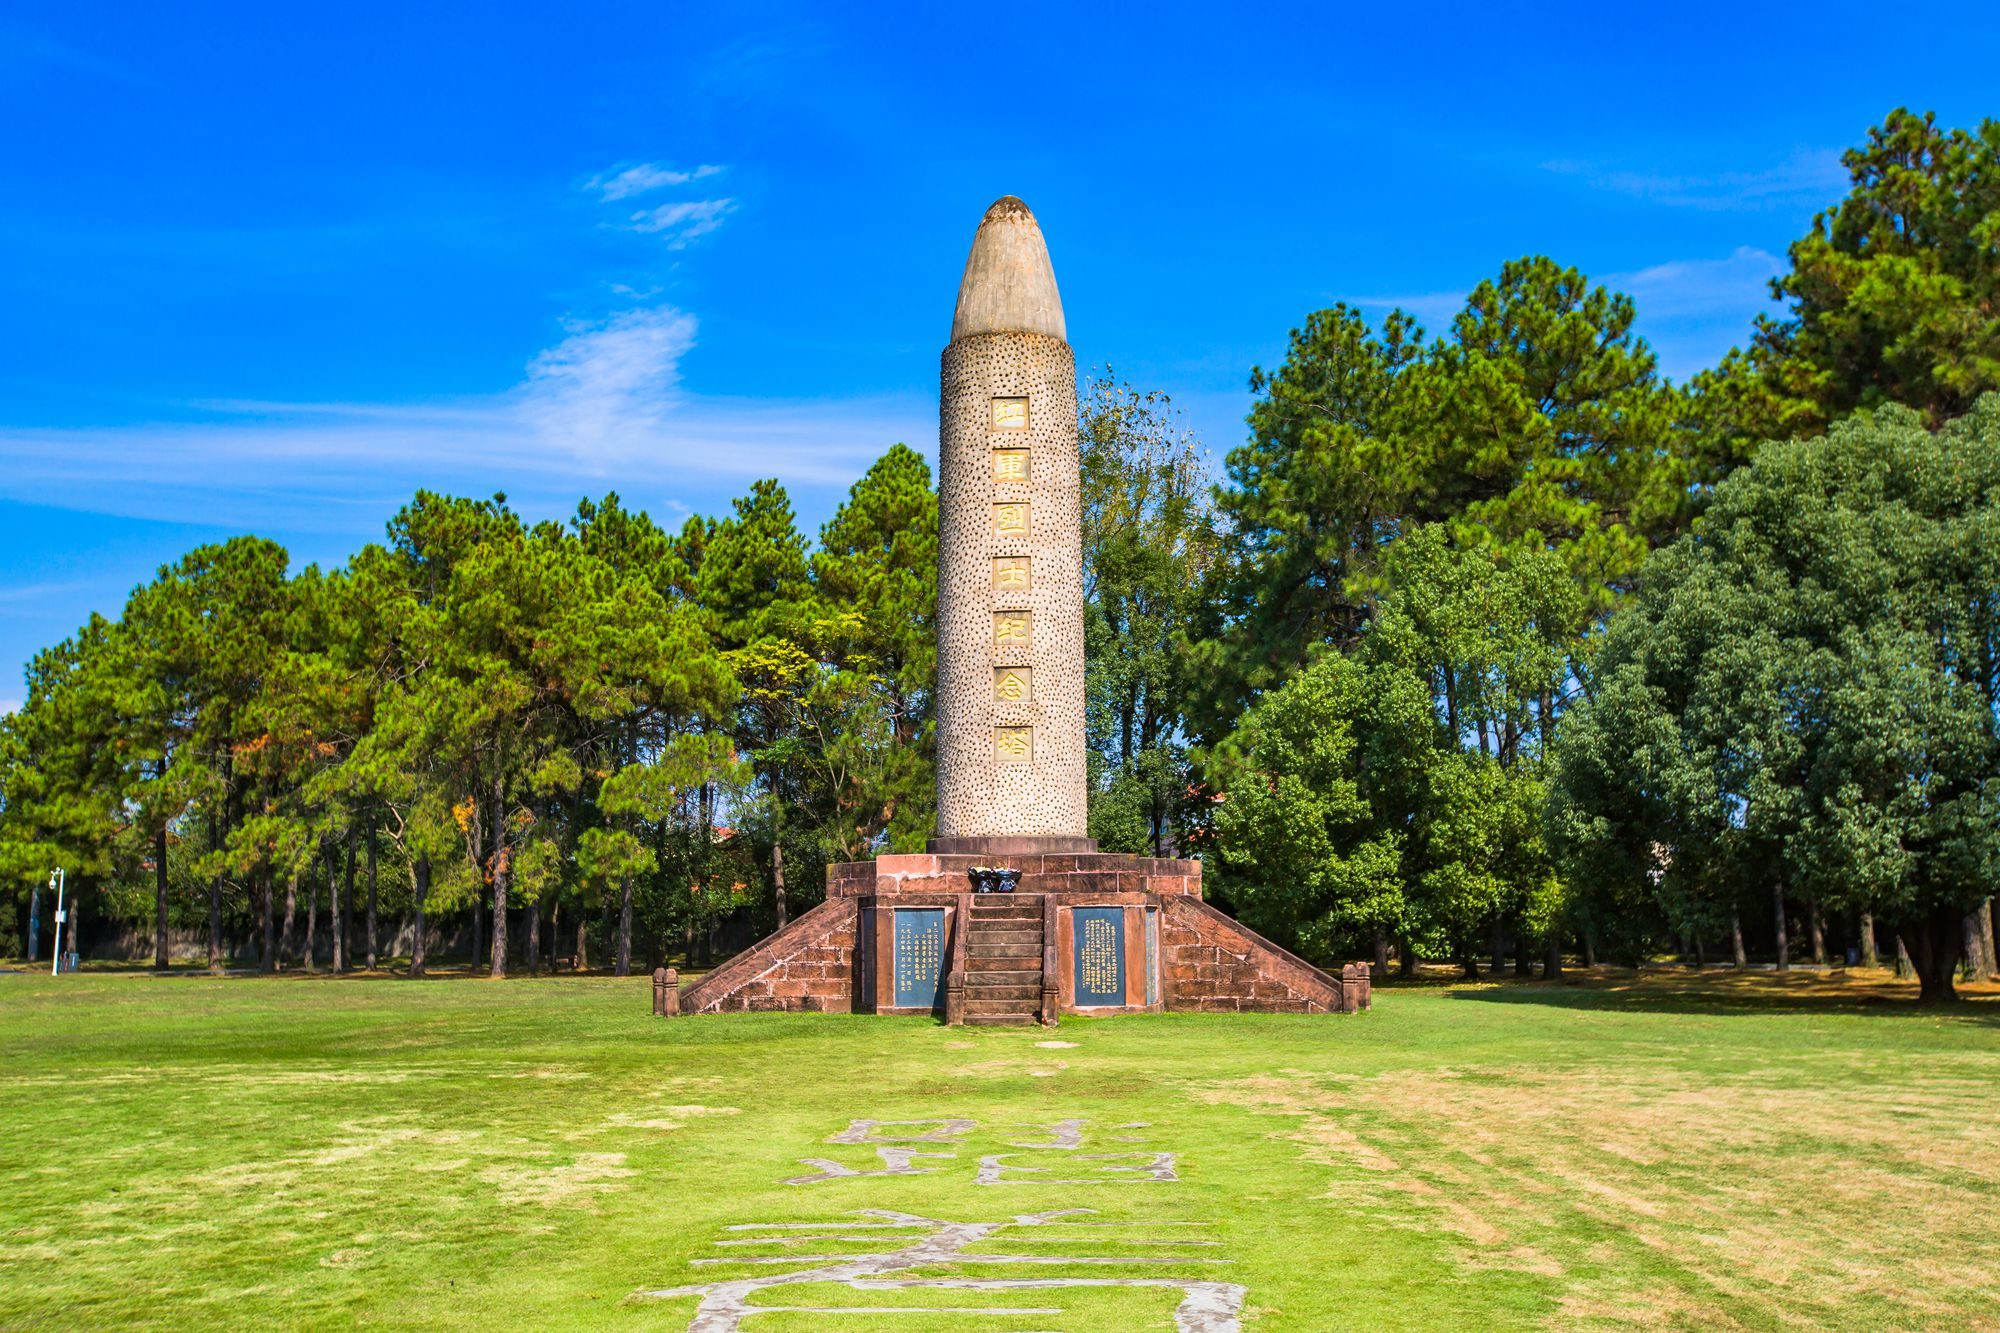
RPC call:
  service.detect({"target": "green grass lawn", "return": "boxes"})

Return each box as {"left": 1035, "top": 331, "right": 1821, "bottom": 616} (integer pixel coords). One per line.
{"left": 2, "top": 967, "right": 1996, "bottom": 1330}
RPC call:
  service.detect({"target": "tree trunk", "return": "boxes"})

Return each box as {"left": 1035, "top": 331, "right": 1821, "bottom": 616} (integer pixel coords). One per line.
{"left": 1693, "top": 933, "right": 1706, "bottom": 968}
{"left": 616, "top": 875, "right": 634, "bottom": 977}
{"left": 490, "top": 783, "right": 509, "bottom": 978}
{"left": 1895, "top": 934, "right": 1912, "bottom": 979}
{"left": 1398, "top": 934, "right": 1416, "bottom": 979}
{"left": 410, "top": 858, "right": 430, "bottom": 978}
{"left": 1773, "top": 882, "right": 1790, "bottom": 971}
{"left": 526, "top": 892, "right": 542, "bottom": 973}
{"left": 340, "top": 831, "right": 356, "bottom": 973}
{"left": 1902, "top": 905, "right": 1963, "bottom": 1003}
{"left": 1582, "top": 925, "right": 1598, "bottom": 969}
{"left": 154, "top": 818, "right": 170, "bottom": 972}
{"left": 208, "top": 870, "right": 223, "bottom": 975}
{"left": 304, "top": 864, "right": 319, "bottom": 972}
{"left": 258, "top": 874, "right": 275, "bottom": 973}
{"left": 65, "top": 886, "right": 80, "bottom": 966}
{"left": 1543, "top": 933, "right": 1562, "bottom": 979}
{"left": 773, "top": 841, "right": 788, "bottom": 930}
{"left": 1860, "top": 911, "right": 1879, "bottom": 968}
{"left": 472, "top": 896, "right": 484, "bottom": 971}
{"left": 326, "top": 845, "right": 343, "bottom": 973}
{"left": 280, "top": 873, "right": 298, "bottom": 967}
{"left": 1809, "top": 898, "right": 1827, "bottom": 966}
{"left": 1964, "top": 911, "right": 1991, "bottom": 983}
{"left": 575, "top": 912, "right": 589, "bottom": 972}
{"left": 1980, "top": 899, "right": 1998, "bottom": 983}
{"left": 1730, "top": 909, "right": 1747, "bottom": 967}
{"left": 1460, "top": 942, "right": 1479, "bottom": 980}
{"left": 1513, "top": 929, "right": 1531, "bottom": 978}
{"left": 1372, "top": 927, "right": 1389, "bottom": 975}
{"left": 1489, "top": 916, "right": 1505, "bottom": 977}
{"left": 365, "top": 827, "right": 378, "bottom": 970}
{"left": 27, "top": 881, "right": 40, "bottom": 963}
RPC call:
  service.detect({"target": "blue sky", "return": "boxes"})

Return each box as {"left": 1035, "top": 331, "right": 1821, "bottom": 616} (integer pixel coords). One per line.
{"left": 5, "top": 0, "right": 1999, "bottom": 708}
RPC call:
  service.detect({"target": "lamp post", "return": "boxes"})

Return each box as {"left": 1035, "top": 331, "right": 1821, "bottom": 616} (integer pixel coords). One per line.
{"left": 49, "top": 868, "right": 65, "bottom": 976}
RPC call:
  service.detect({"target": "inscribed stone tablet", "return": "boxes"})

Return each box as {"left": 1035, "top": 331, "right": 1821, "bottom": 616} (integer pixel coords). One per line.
{"left": 991, "top": 397, "right": 1028, "bottom": 431}
{"left": 995, "top": 726, "right": 1033, "bottom": 763}
{"left": 893, "top": 908, "right": 945, "bottom": 1009}
{"left": 993, "top": 501, "right": 1029, "bottom": 537}
{"left": 995, "top": 667, "right": 1032, "bottom": 702}
{"left": 992, "top": 449, "right": 1030, "bottom": 484}
{"left": 993, "top": 610, "right": 1032, "bottom": 649}
{"left": 992, "top": 556, "right": 1031, "bottom": 591}
{"left": 1073, "top": 906, "right": 1126, "bottom": 1005}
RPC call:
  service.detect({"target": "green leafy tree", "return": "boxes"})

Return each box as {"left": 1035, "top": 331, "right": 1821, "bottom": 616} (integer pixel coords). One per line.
{"left": 1198, "top": 262, "right": 1696, "bottom": 732}
{"left": 1192, "top": 306, "right": 1421, "bottom": 724}
{"left": 810, "top": 444, "right": 939, "bottom": 855}
{"left": 1700, "top": 109, "right": 2000, "bottom": 460}
{"left": 1212, "top": 528, "right": 1571, "bottom": 971}
{"left": 1078, "top": 374, "right": 1218, "bottom": 855}
{"left": 1552, "top": 398, "right": 2000, "bottom": 1000}
{"left": 0, "top": 621, "right": 127, "bottom": 960}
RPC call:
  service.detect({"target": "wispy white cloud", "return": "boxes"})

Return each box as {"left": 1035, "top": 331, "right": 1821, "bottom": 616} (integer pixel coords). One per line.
{"left": 1328, "top": 249, "right": 1784, "bottom": 384}
{"left": 625, "top": 198, "right": 735, "bottom": 246}
{"left": 1607, "top": 246, "right": 1784, "bottom": 320}
{"left": 0, "top": 579, "right": 94, "bottom": 604}
{"left": 1541, "top": 149, "right": 1847, "bottom": 212}
{"left": 519, "top": 308, "right": 699, "bottom": 460}
{"left": 0, "top": 303, "right": 929, "bottom": 533}
{"left": 587, "top": 162, "right": 725, "bottom": 201}
{"left": 1339, "top": 290, "right": 1466, "bottom": 326}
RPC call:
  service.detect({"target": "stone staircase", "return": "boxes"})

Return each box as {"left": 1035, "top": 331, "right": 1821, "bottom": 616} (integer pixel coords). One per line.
{"left": 962, "top": 895, "right": 1045, "bottom": 1026}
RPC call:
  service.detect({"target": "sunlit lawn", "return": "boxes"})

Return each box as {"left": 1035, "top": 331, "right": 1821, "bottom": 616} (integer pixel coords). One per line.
{"left": 1, "top": 963, "right": 1996, "bottom": 1329}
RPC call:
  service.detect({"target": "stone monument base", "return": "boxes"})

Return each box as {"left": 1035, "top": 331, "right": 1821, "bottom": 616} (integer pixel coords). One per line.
{"left": 676, "top": 853, "right": 1371, "bottom": 1024}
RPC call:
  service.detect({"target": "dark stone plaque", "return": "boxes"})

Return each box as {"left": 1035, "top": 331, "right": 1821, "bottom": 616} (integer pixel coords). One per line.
{"left": 1072, "top": 906, "right": 1126, "bottom": 1006}
{"left": 893, "top": 908, "right": 946, "bottom": 1010}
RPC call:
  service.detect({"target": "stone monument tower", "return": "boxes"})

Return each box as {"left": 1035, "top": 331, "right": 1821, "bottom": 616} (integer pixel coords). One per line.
{"left": 934, "top": 196, "right": 1092, "bottom": 852}
{"left": 674, "top": 196, "right": 1368, "bottom": 1024}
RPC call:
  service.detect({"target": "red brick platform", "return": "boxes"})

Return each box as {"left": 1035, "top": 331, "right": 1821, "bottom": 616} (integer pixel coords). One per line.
{"left": 677, "top": 853, "right": 1370, "bottom": 1024}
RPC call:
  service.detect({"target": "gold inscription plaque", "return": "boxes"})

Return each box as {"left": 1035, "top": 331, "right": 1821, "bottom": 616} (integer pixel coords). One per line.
{"left": 993, "top": 501, "right": 1029, "bottom": 537}
{"left": 1079, "top": 915, "right": 1121, "bottom": 995}
{"left": 995, "top": 667, "right": 1032, "bottom": 702}
{"left": 992, "top": 555, "right": 1031, "bottom": 591}
{"left": 991, "top": 397, "right": 1028, "bottom": 431}
{"left": 993, "top": 610, "right": 1032, "bottom": 648}
{"left": 995, "top": 726, "right": 1033, "bottom": 763}
{"left": 992, "top": 448, "right": 1030, "bottom": 484}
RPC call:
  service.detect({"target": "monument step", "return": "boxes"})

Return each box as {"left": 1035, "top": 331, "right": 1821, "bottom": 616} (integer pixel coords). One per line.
{"left": 967, "top": 979, "right": 1040, "bottom": 998}
{"left": 968, "top": 901, "right": 1042, "bottom": 920}
{"left": 965, "top": 997, "right": 1041, "bottom": 1015}
{"left": 965, "top": 1012, "right": 1038, "bottom": 1027}
{"left": 966, "top": 926, "right": 1041, "bottom": 945}
{"left": 965, "top": 956, "right": 1038, "bottom": 973}
{"left": 964, "top": 932, "right": 1040, "bottom": 956}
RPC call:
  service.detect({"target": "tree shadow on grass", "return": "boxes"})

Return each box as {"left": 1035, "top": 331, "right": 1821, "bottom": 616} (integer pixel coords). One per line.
{"left": 80, "top": 962, "right": 657, "bottom": 983}
{"left": 1445, "top": 966, "right": 2000, "bottom": 1023}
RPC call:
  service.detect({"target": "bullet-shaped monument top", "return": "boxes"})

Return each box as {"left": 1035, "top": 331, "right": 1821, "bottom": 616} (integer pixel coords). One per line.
{"left": 933, "top": 196, "right": 1093, "bottom": 853}
{"left": 950, "top": 196, "right": 1067, "bottom": 343}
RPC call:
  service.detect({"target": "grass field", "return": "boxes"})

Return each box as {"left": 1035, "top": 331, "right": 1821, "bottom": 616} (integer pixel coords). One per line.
{"left": 2, "top": 966, "right": 1997, "bottom": 1330}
